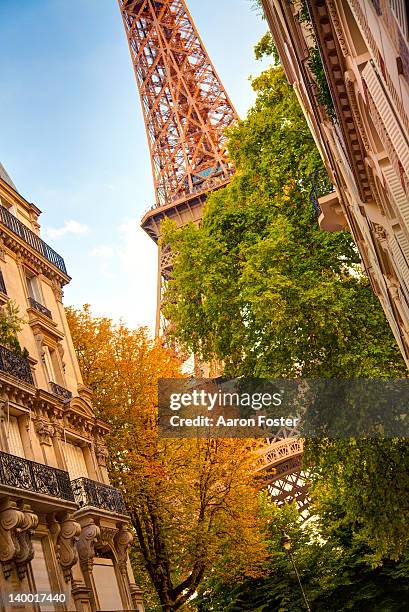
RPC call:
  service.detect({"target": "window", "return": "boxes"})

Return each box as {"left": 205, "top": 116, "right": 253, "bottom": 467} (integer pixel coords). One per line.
{"left": 93, "top": 558, "right": 123, "bottom": 611}
{"left": 0, "top": 267, "right": 7, "bottom": 296}
{"left": 391, "top": 0, "right": 409, "bottom": 39}
{"left": 63, "top": 441, "right": 88, "bottom": 480}
{"left": 1, "top": 198, "right": 17, "bottom": 217}
{"left": 25, "top": 271, "right": 42, "bottom": 303}
{"left": 42, "top": 345, "right": 64, "bottom": 386}
{"left": 6, "top": 415, "right": 25, "bottom": 457}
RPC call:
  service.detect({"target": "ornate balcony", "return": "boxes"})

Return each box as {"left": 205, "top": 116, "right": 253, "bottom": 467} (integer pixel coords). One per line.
{"left": 50, "top": 381, "right": 73, "bottom": 400}
{"left": 71, "top": 477, "right": 128, "bottom": 515}
{"left": 0, "top": 451, "right": 74, "bottom": 502}
{"left": 28, "top": 296, "right": 52, "bottom": 319}
{"left": 0, "top": 204, "right": 67, "bottom": 275}
{"left": 308, "top": 170, "right": 347, "bottom": 231}
{"left": 0, "top": 270, "right": 7, "bottom": 295}
{"left": 0, "top": 345, "right": 34, "bottom": 385}
{"left": 309, "top": 169, "right": 334, "bottom": 214}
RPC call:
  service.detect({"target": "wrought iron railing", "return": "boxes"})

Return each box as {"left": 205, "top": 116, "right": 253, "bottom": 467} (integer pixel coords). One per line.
{"left": 0, "top": 451, "right": 74, "bottom": 501}
{"left": 50, "top": 381, "right": 73, "bottom": 400}
{"left": 28, "top": 296, "right": 52, "bottom": 319}
{"left": 0, "top": 270, "right": 7, "bottom": 295}
{"left": 0, "top": 345, "right": 33, "bottom": 385}
{"left": 308, "top": 169, "right": 335, "bottom": 215}
{"left": 0, "top": 204, "right": 67, "bottom": 275}
{"left": 71, "top": 477, "right": 128, "bottom": 515}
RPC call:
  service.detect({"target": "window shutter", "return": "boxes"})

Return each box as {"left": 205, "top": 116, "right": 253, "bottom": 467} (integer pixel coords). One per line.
{"left": 31, "top": 539, "right": 52, "bottom": 611}
{"left": 362, "top": 62, "right": 409, "bottom": 180}
{"left": 93, "top": 558, "right": 123, "bottom": 611}
{"left": 63, "top": 442, "right": 88, "bottom": 480}
{"left": 6, "top": 416, "right": 25, "bottom": 458}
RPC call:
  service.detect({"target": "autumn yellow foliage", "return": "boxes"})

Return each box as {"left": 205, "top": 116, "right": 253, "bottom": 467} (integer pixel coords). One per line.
{"left": 66, "top": 305, "right": 269, "bottom": 611}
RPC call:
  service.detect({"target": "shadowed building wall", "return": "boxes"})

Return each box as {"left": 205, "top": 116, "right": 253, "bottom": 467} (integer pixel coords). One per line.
{"left": 262, "top": 0, "right": 409, "bottom": 368}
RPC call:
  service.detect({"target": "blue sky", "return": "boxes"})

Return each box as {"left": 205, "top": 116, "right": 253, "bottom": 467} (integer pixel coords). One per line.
{"left": 0, "top": 0, "right": 268, "bottom": 331}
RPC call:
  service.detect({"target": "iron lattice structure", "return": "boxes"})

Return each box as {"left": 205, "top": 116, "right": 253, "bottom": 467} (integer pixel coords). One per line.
{"left": 119, "top": 0, "right": 237, "bottom": 208}
{"left": 118, "top": 0, "right": 308, "bottom": 514}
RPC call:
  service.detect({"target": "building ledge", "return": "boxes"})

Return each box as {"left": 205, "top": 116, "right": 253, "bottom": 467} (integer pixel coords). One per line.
{"left": 27, "top": 308, "right": 64, "bottom": 341}
{"left": 318, "top": 191, "right": 348, "bottom": 232}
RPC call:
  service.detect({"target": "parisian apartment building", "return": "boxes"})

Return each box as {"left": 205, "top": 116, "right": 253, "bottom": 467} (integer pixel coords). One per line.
{"left": 0, "top": 163, "right": 144, "bottom": 611}
{"left": 262, "top": 0, "right": 409, "bottom": 366}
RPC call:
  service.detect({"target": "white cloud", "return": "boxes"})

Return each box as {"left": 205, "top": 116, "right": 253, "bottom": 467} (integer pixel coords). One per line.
{"left": 90, "top": 245, "right": 114, "bottom": 258}
{"left": 44, "top": 219, "right": 89, "bottom": 239}
{"left": 73, "top": 218, "right": 157, "bottom": 330}
{"left": 116, "top": 218, "right": 157, "bottom": 328}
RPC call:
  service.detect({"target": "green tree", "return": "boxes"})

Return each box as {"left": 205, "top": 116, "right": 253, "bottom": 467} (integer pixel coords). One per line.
{"left": 162, "top": 66, "right": 405, "bottom": 379}
{"left": 254, "top": 32, "right": 280, "bottom": 65}
{"left": 0, "top": 301, "right": 27, "bottom": 355}
{"left": 196, "top": 500, "right": 409, "bottom": 611}
{"left": 162, "top": 63, "right": 409, "bottom": 563}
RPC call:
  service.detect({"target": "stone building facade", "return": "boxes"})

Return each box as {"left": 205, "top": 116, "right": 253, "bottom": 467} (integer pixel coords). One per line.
{"left": 261, "top": 0, "right": 409, "bottom": 366}
{"left": 0, "top": 164, "right": 144, "bottom": 611}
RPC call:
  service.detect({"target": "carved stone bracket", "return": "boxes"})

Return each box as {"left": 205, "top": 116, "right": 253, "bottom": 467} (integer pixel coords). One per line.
{"left": 0, "top": 498, "right": 38, "bottom": 580}
{"left": 0, "top": 237, "right": 6, "bottom": 262}
{"left": 49, "top": 512, "right": 81, "bottom": 582}
{"left": 98, "top": 525, "right": 119, "bottom": 552}
{"left": 77, "top": 518, "right": 100, "bottom": 573}
{"left": 14, "top": 505, "right": 39, "bottom": 580}
{"left": 95, "top": 443, "right": 109, "bottom": 468}
{"left": 114, "top": 526, "right": 133, "bottom": 574}
{"left": 34, "top": 417, "right": 55, "bottom": 445}
{"left": 372, "top": 222, "right": 388, "bottom": 243}
{"left": 50, "top": 419, "right": 64, "bottom": 440}
{"left": 51, "top": 279, "right": 64, "bottom": 303}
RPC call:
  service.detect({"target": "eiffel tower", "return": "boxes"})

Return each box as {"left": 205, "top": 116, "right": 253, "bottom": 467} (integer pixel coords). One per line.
{"left": 118, "top": 0, "right": 237, "bottom": 335}
{"left": 118, "top": 0, "right": 308, "bottom": 514}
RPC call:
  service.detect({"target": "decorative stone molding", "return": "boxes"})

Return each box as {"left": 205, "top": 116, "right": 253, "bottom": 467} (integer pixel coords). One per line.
{"left": 0, "top": 237, "right": 6, "bottom": 262}
{"left": 77, "top": 385, "right": 93, "bottom": 403}
{"left": 344, "top": 71, "right": 371, "bottom": 155}
{"left": 51, "top": 279, "right": 64, "bottom": 302}
{"left": 130, "top": 584, "right": 145, "bottom": 611}
{"left": 0, "top": 498, "right": 38, "bottom": 580}
{"left": 57, "top": 342, "right": 66, "bottom": 374}
{"left": 114, "top": 526, "right": 133, "bottom": 574}
{"left": 77, "top": 519, "right": 100, "bottom": 573}
{"left": 49, "top": 512, "right": 81, "bottom": 582}
{"left": 14, "top": 504, "right": 39, "bottom": 580}
{"left": 51, "top": 420, "right": 64, "bottom": 440}
{"left": 34, "top": 417, "right": 54, "bottom": 445}
{"left": 0, "top": 499, "right": 25, "bottom": 576}
{"left": 95, "top": 443, "right": 109, "bottom": 468}
{"left": 372, "top": 223, "right": 387, "bottom": 243}
{"left": 98, "top": 526, "right": 118, "bottom": 551}
{"left": 308, "top": 1, "right": 372, "bottom": 203}
{"left": 327, "top": 0, "right": 349, "bottom": 57}
{"left": 71, "top": 580, "right": 93, "bottom": 612}
{"left": 384, "top": 275, "right": 401, "bottom": 301}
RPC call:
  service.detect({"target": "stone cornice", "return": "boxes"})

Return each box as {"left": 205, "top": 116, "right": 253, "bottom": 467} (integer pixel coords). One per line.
{"left": 0, "top": 227, "right": 70, "bottom": 286}
{"left": 306, "top": 0, "right": 373, "bottom": 204}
